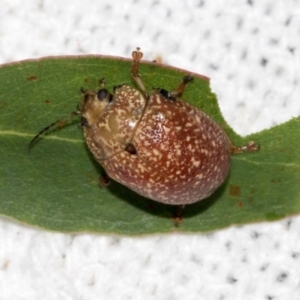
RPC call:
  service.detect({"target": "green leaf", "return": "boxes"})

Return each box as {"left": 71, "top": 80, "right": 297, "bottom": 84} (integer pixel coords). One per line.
{"left": 0, "top": 55, "right": 299, "bottom": 235}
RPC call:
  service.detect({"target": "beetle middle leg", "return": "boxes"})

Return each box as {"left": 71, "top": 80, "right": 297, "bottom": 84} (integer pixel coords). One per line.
{"left": 131, "top": 47, "right": 147, "bottom": 94}
{"left": 169, "top": 75, "right": 194, "bottom": 98}
{"left": 158, "top": 75, "right": 194, "bottom": 102}
{"left": 99, "top": 172, "right": 110, "bottom": 187}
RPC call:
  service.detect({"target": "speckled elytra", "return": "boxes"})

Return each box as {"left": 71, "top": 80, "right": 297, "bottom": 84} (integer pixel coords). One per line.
{"left": 29, "top": 48, "right": 259, "bottom": 206}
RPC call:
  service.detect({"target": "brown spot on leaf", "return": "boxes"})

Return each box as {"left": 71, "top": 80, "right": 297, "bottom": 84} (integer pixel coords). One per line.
{"left": 57, "top": 120, "right": 67, "bottom": 128}
{"left": 229, "top": 185, "right": 240, "bottom": 197}
{"left": 271, "top": 179, "right": 281, "bottom": 184}
{"left": 237, "top": 200, "right": 243, "bottom": 207}
{"left": 0, "top": 101, "right": 8, "bottom": 110}
{"left": 45, "top": 99, "right": 51, "bottom": 104}
{"left": 26, "top": 75, "right": 38, "bottom": 81}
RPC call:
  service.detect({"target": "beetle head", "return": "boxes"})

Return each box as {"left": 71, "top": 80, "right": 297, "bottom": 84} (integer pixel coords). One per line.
{"left": 79, "top": 87, "right": 113, "bottom": 128}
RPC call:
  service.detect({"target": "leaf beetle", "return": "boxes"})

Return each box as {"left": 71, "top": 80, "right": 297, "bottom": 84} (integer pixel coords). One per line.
{"left": 29, "top": 48, "right": 259, "bottom": 207}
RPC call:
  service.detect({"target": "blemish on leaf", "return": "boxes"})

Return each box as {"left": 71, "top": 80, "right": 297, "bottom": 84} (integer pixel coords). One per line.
{"left": 236, "top": 200, "right": 243, "bottom": 207}
{"left": 247, "top": 196, "right": 254, "bottom": 205}
{"left": 271, "top": 179, "right": 281, "bottom": 184}
{"left": 85, "top": 171, "right": 97, "bottom": 184}
{"left": 57, "top": 120, "right": 67, "bottom": 128}
{"left": 229, "top": 185, "right": 240, "bottom": 197}
{"left": 0, "top": 101, "right": 8, "bottom": 110}
{"left": 26, "top": 75, "right": 38, "bottom": 81}
{"left": 45, "top": 99, "right": 51, "bottom": 104}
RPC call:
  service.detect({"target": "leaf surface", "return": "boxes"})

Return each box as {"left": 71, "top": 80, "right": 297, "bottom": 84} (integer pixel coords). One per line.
{"left": 0, "top": 55, "right": 299, "bottom": 234}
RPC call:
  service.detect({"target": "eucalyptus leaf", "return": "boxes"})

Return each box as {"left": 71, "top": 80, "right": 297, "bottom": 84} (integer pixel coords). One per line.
{"left": 0, "top": 55, "right": 299, "bottom": 235}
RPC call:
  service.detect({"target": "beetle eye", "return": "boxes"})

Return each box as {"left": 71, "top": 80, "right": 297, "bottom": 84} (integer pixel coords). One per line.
{"left": 97, "top": 89, "right": 107, "bottom": 100}
{"left": 97, "top": 89, "right": 113, "bottom": 103}
{"left": 80, "top": 116, "right": 89, "bottom": 127}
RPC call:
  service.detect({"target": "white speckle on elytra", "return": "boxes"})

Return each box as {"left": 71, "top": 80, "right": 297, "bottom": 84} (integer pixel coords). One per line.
{"left": 214, "top": 165, "right": 219, "bottom": 172}
{"left": 155, "top": 97, "right": 162, "bottom": 104}
{"left": 191, "top": 158, "right": 200, "bottom": 167}
{"left": 155, "top": 112, "right": 165, "bottom": 121}
{"left": 145, "top": 125, "right": 152, "bottom": 132}
{"left": 153, "top": 149, "right": 160, "bottom": 156}
{"left": 200, "top": 149, "right": 209, "bottom": 155}
{"left": 148, "top": 178, "right": 156, "bottom": 184}
{"left": 164, "top": 127, "right": 171, "bottom": 134}
{"left": 196, "top": 173, "right": 203, "bottom": 180}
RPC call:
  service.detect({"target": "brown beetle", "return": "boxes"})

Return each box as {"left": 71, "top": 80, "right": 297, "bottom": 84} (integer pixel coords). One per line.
{"left": 29, "top": 48, "right": 259, "bottom": 206}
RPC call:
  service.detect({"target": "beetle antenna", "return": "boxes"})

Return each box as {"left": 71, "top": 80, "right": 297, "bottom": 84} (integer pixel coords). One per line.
{"left": 28, "top": 110, "right": 81, "bottom": 150}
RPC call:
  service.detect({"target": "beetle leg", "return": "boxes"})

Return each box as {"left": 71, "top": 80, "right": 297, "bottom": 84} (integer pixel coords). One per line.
{"left": 231, "top": 141, "right": 260, "bottom": 154}
{"left": 80, "top": 87, "right": 87, "bottom": 94}
{"left": 172, "top": 205, "right": 185, "bottom": 227}
{"left": 169, "top": 75, "right": 194, "bottom": 98}
{"left": 131, "top": 47, "right": 147, "bottom": 94}
{"left": 99, "top": 172, "right": 110, "bottom": 187}
{"left": 158, "top": 75, "right": 194, "bottom": 102}
{"left": 79, "top": 116, "right": 89, "bottom": 127}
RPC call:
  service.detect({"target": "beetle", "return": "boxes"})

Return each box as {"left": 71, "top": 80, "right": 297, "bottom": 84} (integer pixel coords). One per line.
{"left": 29, "top": 48, "right": 259, "bottom": 206}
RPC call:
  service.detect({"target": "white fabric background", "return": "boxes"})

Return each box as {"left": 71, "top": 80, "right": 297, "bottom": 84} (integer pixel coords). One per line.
{"left": 0, "top": 1, "right": 300, "bottom": 299}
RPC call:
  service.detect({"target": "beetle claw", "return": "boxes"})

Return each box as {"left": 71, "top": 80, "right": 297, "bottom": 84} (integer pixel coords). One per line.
{"left": 231, "top": 141, "right": 260, "bottom": 154}
{"left": 99, "top": 173, "right": 110, "bottom": 187}
{"left": 172, "top": 205, "right": 185, "bottom": 227}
